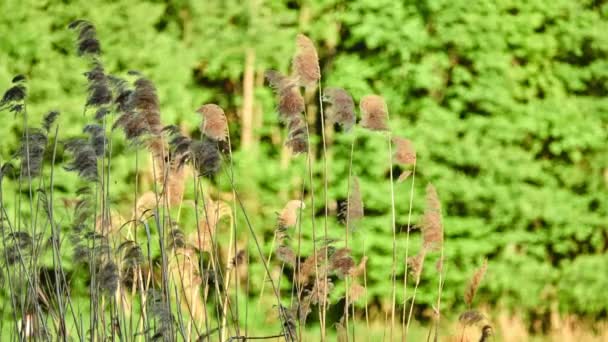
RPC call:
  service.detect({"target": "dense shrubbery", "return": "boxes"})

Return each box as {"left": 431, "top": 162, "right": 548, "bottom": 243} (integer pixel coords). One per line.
{"left": 1, "top": 0, "right": 607, "bottom": 324}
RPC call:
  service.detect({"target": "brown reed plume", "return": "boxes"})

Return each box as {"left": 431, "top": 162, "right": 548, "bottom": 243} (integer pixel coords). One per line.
{"left": 265, "top": 70, "right": 304, "bottom": 120}
{"left": 292, "top": 34, "right": 320, "bottom": 87}
{"left": 329, "top": 248, "right": 355, "bottom": 278}
{"left": 458, "top": 310, "right": 486, "bottom": 327}
{"left": 285, "top": 114, "right": 308, "bottom": 154}
{"left": 421, "top": 183, "right": 443, "bottom": 251}
{"left": 393, "top": 137, "right": 416, "bottom": 165}
{"left": 360, "top": 95, "right": 389, "bottom": 131}
{"left": 341, "top": 176, "right": 364, "bottom": 230}
{"left": 68, "top": 20, "right": 101, "bottom": 56}
{"left": 83, "top": 61, "right": 112, "bottom": 108}
{"left": 407, "top": 250, "right": 426, "bottom": 284}
{"left": 323, "top": 87, "right": 356, "bottom": 131}
{"left": 265, "top": 70, "right": 308, "bottom": 154}
{"left": 278, "top": 200, "right": 305, "bottom": 228}
{"left": 457, "top": 310, "right": 493, "bottom": 341}
{"left": 464, "top": 259, "right": 488, "bottom": 308}
{"left": 197, "top": 104, "right": 228, "bottom": 141}
{"left": 0, "top": 75, "right": 26, "bottom": 113}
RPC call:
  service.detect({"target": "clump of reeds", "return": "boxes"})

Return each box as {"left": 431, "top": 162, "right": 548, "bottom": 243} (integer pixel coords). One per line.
{"left": 0, "top": 21, "right": 482, "bottom": 342}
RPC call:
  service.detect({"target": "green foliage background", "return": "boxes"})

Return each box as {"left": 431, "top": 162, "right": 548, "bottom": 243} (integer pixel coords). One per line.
{"left": 1, "top": 0, "right": 607, "bottom": 322}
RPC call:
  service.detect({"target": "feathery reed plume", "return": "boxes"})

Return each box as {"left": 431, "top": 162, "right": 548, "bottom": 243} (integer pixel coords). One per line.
{"left": 12, "top": 74, "right": 26, "bottom": 83}
{"left": 323, "top": 87, "right": 356, "bottom": 131}
{"left": 113, "top": 110, "right": 149, "bottom": 144}
{"left": 164, "top": 125, "right": 191, "bottom": 166}
{"left": 42, "top": 111, "right": 60, "bottom": 132}
{"left": 276, "top": 245, "right": 296, "bottom": 266}
{"left": 159, "top": 128, "right": 190, "bottom": 205}
{"left": 131, "top": 76, "right": 162, "bottom": 136}
{"left": 83, "top": 124, "right": 107, "bottom": 157}
{"left": 349, "top": 255, "right": 368, "bottom": 278}
{"left": 0, "top": 162, "right": 15, "bottom": 181}
{"left": 340, "top": 176, "right": 364, "bottom": 230}
{"left": 165, "top": 164, "right": 187, "bottom": 206}
{"left": 393, "top": 137, "right": 416, "bottom": 165}
{"left": 291, "top": 296, "right": 312, "bottom": 325}
{"left": 265, "top": 70, "right": 304, "bottom": 120}
{"left": 108, "top": 75, "right": 133, "bottom": 113}
{"left": 292, "top": 34, "right": 320, "bottom": 87}
{"left": 167, "top": 225, "right": 187, "bottom": 251}
{"left": 19, "top": 128, "right": 47, "bottom": 177}
{"left": 113, "top": 74, "right": 164, "bottom": 160}
{"left": 360, "top": 95, "right": 388, "bottom": 131}
{"left": 64, "top": 138, "right": 98, "bottom": 181}
{"left": 457, "top": 310, "right": 493, "bottom": 342}
{"left": 329, "top": 248, "right": 355, "bottom": 278}
{"left": 420, "top": 183, "right": 443, "bottom": 251}
{"left": 197, "top": 103, "right": 228, "bottom": 141}
{"left": 190, "top": 138, "right": 221, "bottom": 178}
{"left": 298, "top": 248, "right": 327, "bottom": 284}
{"left": 285, "top": 114, "right": 308, "bottom": 154}
{"left": 83, "top": 61, "right": 112, "bottom": 108}
{"left": 93, "top": 107, "right": 110, "bottom": 121}
{"left": 278, "top": 200, "right": 305, "bottom": 228}
{"left": 310, "top": 277, "right": 334, "bottom": 305}
{"left": 147, "top": 289, "right": 175, "bottom": 339}
{"left": 464, "top": 259, "right": 488, "bottom": 307}
{"left": 98, "top": 261, "right": 119, "bottom": 294}
{"left": 265, "top": 69, "right": 309, "bottom": 154}
{"left": 117, "top": 240, "right": 145, "bottom": 287}
{"left": 458, "top": 310, "right": 486, "bottom": 327}
{"left": 0, "top": 76, "right": 27, "bottom": 112}
{"left": 348, "top": 282, "right": 366, "bottom": 303}
{"left": 406, "top": 250, "right": 426, "bottom": 282}
{"left": 3, "top": 231, "right": 34, "bottom": 265}
{"left": 68, "top": 20, "right": 101, "bottom": 56}
{"left": 265, "top": 70, "right": 296, "bottom": 92}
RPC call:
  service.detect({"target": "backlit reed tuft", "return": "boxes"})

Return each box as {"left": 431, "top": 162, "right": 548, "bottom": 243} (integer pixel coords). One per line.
{"left": 341, "top": 176, "right": 364, "bottom": 230}
{"left": 458, "top": 310, "right": 486, "bottom": 327}
{"left": 0, "top": 75, "right": 27, "bottom": 113}
{"left": 292, "top": 34, "right": 320, "bottom": 87}
{"left": 421, "top": 183, "right": 443, "bottom": 251}
{"left": 464, "top": 259, "right": 488, "bottom": 307}
{"left": 68, "top": 20, "right": 101, "bottom": 56}
{"left": 83, "top": 61, "right": 112, "bottom": 108}
{"left": 197, "top": 103, "right": 228, "bottom": 141}
{"left": 393, "top": 137, "right": 416, "bottom": 165}
{"left": 278, "top": 200, "right": 305, "bottom": 228}
{"left": 42, "top": 110, "right": 60, "bottom": 132}
{"left": 323, "top": 87, "right": 356, "bottom": 131}
{"left": 190, "top": 138, "right": 221, "bottom": 178}
{"left": 19, "top": 128, "right": 48, "bottom": 177}
{"left": 360, "top": 94, "right": 389, "bottom": 131}
{"left": 63, "top": 138, "right": 98, "bottom": 181}
{"left": 265, "top": 70, "right": 304, "bottom": 120}
{"left": 407, "top": 250, "right": 426, "bottom": 283}
{"left": 285, "top": 114, "right": 308, "bottom": 154}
